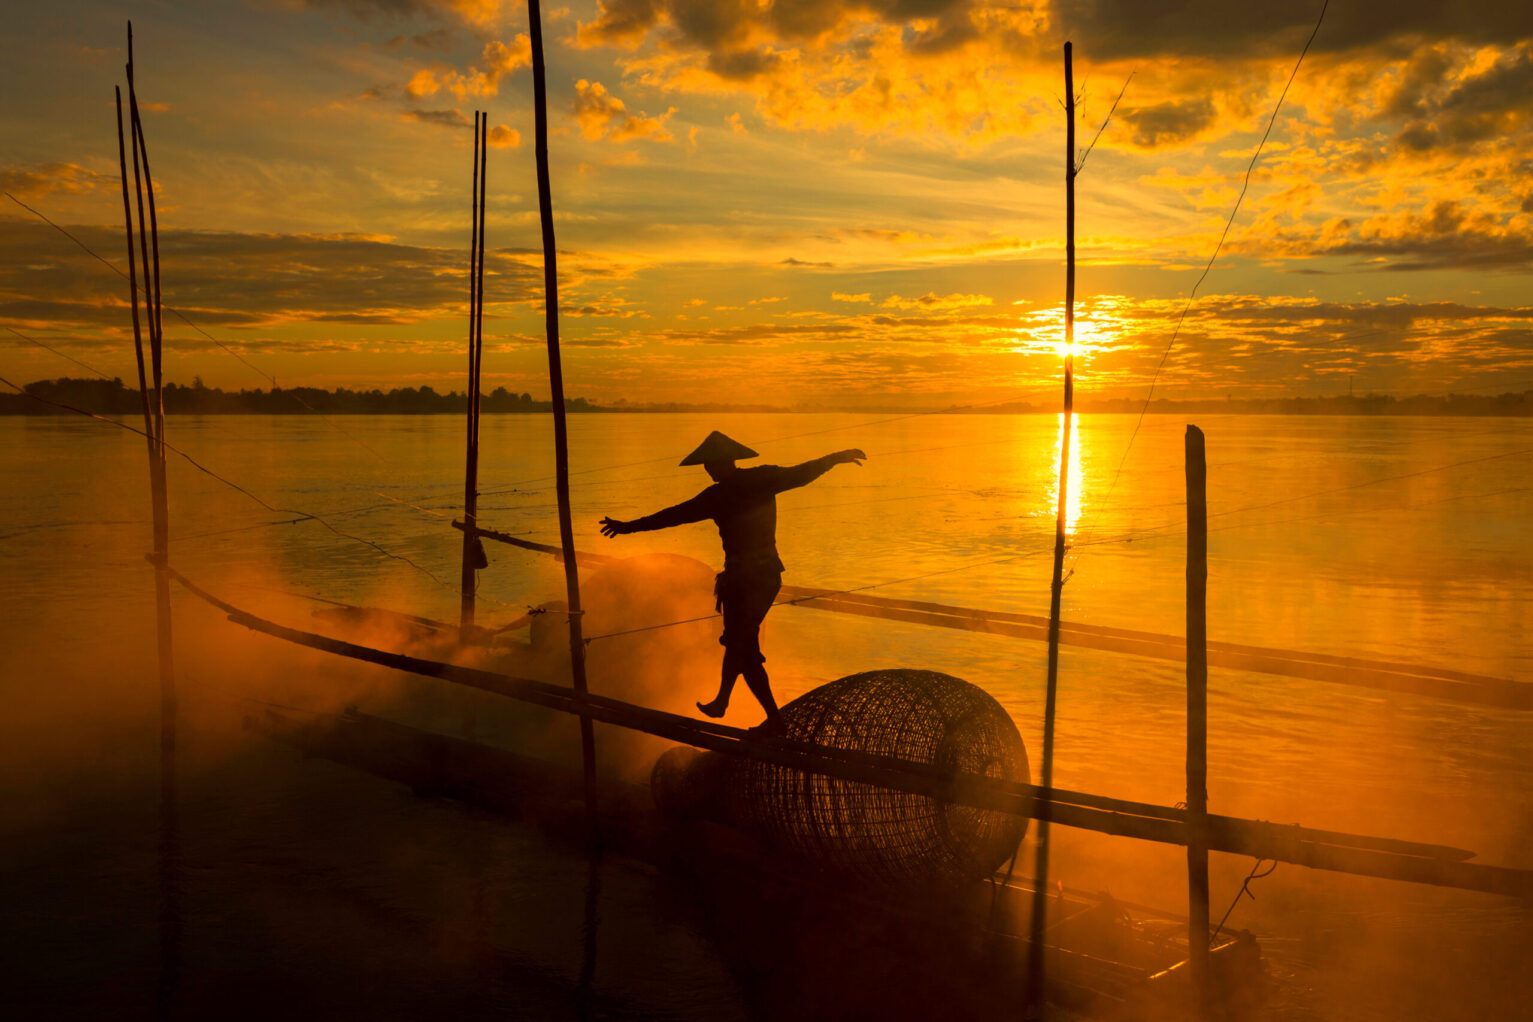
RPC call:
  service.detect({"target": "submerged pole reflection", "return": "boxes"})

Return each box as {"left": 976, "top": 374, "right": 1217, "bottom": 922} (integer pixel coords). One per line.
{"left": 1051, "top": 412, "right": 1083, "bottom": 536}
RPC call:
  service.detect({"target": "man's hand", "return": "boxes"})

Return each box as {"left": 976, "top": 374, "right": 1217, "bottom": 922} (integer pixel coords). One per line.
{"left": 836, "top": 448, "right": 867, "bottom": 466}
{"left": 599, "top": 517, "right": 631, "bottom": 538}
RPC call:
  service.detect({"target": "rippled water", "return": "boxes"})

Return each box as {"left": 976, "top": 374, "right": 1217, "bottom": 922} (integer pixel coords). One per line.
{"left": 3, "top": 412, "right": 1530, "bottom": 1019}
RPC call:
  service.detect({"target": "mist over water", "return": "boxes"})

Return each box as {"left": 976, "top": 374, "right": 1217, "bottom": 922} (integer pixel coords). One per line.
{"left": 2, "top": 412, "right": 1529, "bottom": 1019}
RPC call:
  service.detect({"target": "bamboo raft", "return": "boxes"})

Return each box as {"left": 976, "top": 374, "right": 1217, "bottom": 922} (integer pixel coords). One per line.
{"left": 168, "top": 566, "right": 1531, "bottom": 899}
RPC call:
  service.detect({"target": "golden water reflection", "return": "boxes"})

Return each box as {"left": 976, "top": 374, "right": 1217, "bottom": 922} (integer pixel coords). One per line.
{"left": 1050, "top": 411, "right": 1083, "bottom": 535}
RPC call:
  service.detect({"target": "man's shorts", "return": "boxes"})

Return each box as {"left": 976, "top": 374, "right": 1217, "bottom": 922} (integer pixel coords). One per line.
{"left": 714, "top": 568, "right": 782, "bottom": 668}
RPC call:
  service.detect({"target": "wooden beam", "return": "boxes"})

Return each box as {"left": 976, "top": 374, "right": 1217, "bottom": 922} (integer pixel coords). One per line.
{"left": 164, "top": 567, "right": 1531, "bottom": 898}
{"left": 454, "top": 521, "right": 1528, "bottom": 710}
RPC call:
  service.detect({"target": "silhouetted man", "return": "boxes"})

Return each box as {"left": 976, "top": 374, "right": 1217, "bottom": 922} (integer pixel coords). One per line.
{"left": 600, "top": 431, "right": 866, "bottom": 729}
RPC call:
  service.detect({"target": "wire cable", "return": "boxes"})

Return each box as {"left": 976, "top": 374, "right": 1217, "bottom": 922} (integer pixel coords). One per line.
{"left": 4, "top": 191, "right": 398, "bottom": 462}
{"left": 0, "top": 372, "right": 467, "bottom": 594}
{"left": 4, "top": 324, "right": 115, "bottom": 379}
{"left": 1074, "top": 70, "right": 1134, "bottom": 174}
{"left": 1210, "top": 859, "right": 1277, "bottom": 944}
{"left": 1066, "top": 0, "right": 1330, "bottom": 571}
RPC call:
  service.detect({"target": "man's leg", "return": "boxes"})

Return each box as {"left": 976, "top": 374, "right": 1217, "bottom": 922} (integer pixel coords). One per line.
{"left": 735, "top": 573, "right": 783, "bottom": 728}
{"left": 697, "top": 570, "right": 782, "bottom": 725}
{"left": 696, "top": 654, "right": 740, "bottom": 718}
{"left": 740, "top": 662, "right": 783, "bottom": 729}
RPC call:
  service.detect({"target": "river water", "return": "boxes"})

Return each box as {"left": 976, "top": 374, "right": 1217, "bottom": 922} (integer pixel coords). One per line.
{"left": 2, "top": 412, "right": 1529, "bottom": 1019}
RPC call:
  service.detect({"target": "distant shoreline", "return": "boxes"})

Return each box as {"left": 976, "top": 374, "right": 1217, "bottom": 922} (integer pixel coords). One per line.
{"left": 4, "top": 377, "right": 1530, "bottom": 417}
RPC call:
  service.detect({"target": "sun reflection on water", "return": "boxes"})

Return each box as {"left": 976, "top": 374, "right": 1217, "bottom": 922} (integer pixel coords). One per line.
{"left": 1050, "top": 411, "right": 1083, "bottom": 535}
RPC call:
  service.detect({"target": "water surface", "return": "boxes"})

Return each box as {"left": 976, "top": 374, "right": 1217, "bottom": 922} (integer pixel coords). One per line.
{"left": 3, "top": 412, "right": 1529, "bottom": 1019}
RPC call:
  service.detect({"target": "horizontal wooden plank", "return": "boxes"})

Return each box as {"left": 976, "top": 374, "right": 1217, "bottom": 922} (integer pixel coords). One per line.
{"left": 455, "top": 521, "right": 1528, "bottom": 710}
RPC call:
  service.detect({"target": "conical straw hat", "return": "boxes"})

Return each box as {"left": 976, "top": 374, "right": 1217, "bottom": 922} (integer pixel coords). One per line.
{"left": 680, "top": 431, "right": 759, "bottom": 466}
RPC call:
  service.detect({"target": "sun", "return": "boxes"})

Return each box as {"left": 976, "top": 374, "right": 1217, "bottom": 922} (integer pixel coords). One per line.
{"left": 1011, "top": 305, "right": 1118, "bottom": 362}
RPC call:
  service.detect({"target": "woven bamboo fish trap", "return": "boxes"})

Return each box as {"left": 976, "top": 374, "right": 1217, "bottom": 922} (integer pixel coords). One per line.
{"left": 653, "top": 669, "right": 1029, "bottom": 885}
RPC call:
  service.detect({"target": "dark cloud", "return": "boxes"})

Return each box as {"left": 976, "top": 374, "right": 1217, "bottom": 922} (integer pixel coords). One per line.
{"left": 668, "top": 0, "right": 758, "bottom": 50}
{"left": 289, "top": 0, "right": 448, "bottom": 20}
{"left": 765, "top": 0, "right": 848, "bottom": 39}
{"left": 1332, "top": 201, "right": 1533, "bottom": 270}
{"left": 1381, "top": 46, "right": 1455, "bottom": 119}
{"left": 707, "top": 48, "right": 783, "bottom": 80}
{"left": 659, "top": 322, "right": 859, "bottom": 343}
{"left": 1161, "top": 298, "right": 1533, "bottom": 327}
{"left": 383, "top": 28, "right": 456, "bottom": 49}
{"left": 780, "top": 257, "right": 834, "bottom": 267}
{"left": 578, "top": 0, "right": 661, "bottom": 45}
{"left": 402, "top": 107, "right": 471, "bottom": 127}
{"left": 1119, "top": 97, "right": 1215, "bottom": 148}
{"left": 903, "top": 10, "right": 981, "bottom": 54}
{"left": 560, "top": 302, "right": 639, "bottom": 317}
{"left": 1236, "top": 199, "right": 1533, "bottom": 271}
{"left": 578, "top": 0, "right": 1531, "bottom": 67}
{"left": 0, "top": 219, "right": 543, "bottom": 330}
{"left": 1439, "top": 48, "right": 1533, "bottom": 114}
{"left": 1396, "top": 45, "right": 1533, "bottom": 150}
{"left": 1056, "top": 0, "right": 1533, "bottom": 59}
{"left": 579, "top": 0, "right": 983, "bottom": 64}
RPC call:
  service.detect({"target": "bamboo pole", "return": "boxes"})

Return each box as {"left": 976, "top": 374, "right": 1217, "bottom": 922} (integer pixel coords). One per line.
{"left": 527, "top": 0, "right": 597, "bottom": 817}
{"left": 129, "top": 91, "right": 165, "bottom": 451}
{"left": 461, "top": 111, "right": 484, "bottom": 639}
{"left": 1029, "top": 40, "right": 1077, "bottom": 1010}
{"left": 1186, "top": 424, "right": 1211, "bottom": 1011}
{"left": 114, "top": 87, "right": 155, "bottom": 461}
{"left": 475, "top": 110, "right": 486, "bottom": 427}
{"left": 125, "top": 22, "right": 178, "bottom": 1012}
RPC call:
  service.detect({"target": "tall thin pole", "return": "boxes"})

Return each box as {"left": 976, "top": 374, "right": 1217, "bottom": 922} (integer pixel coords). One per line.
{"left": 1028, "top": 40, "right": 1076, "bottom": 1013}
{"left": 126, "top": 22, "right": 178, "bottom": 1012}
{"left": 115, "top": 87, "right": 154, "bottom": 461}
{"left": 528, "top": 0, "right": 597, "bottom": 817}
{"left": 1186, "top": 424, "right": 1212, "bottom": 1012}
{"left": 461, "top": 111, "right": 484, "bottom": 639}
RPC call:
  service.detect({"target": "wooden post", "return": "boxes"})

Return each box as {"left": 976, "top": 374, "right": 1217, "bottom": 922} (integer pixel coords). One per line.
{"left": 1028, "top": 39, "right": 1076, "bottom": 1012}
{"left": 461, "top": 111, "right": 486, "bottom": 640}
{"left": 124, "top": 22, "right": 179, "bottom": 1012}
{"left": 1186, "top": 424, "right": 1211, "bottom": 1012}
{"left": 527, "top": 0, "right": 597, "bottom": 818}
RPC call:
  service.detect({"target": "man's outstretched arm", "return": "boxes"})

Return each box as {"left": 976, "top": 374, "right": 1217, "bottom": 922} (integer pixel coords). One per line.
{"left": 770, "top": 448, "right": 867, "bottom": 493}
{"left": 600, "top": 489, "right": 716, "bottom": 537}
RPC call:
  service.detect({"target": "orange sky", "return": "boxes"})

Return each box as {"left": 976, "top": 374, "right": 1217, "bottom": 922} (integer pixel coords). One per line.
{"left": 3, "top": 0, "right": 1532, "bottom": 406}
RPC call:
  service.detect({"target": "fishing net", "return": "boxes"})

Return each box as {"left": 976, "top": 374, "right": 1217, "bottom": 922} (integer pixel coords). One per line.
{"left": 653, "top": 669, "right": 1028, "bottom": 885}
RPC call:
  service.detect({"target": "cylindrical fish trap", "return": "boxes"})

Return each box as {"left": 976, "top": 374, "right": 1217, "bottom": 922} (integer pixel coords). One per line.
{"left": 652, "top": 669, "right": 1029, "bottom": 885}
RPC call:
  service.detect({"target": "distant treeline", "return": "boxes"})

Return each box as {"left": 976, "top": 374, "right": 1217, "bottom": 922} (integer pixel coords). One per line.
{"left": 960, "top": 392, "right": 1533, "bottom": 416}
{"left": 0, "top": 377, "right": 596, "bottom": 416}
{"left": 4, "top": 377, "right": 1531, "bottom": 417}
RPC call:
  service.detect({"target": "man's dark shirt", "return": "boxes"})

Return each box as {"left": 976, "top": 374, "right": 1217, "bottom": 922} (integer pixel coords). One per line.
{"left": 626, "top": 457, "right": 839, "bottom": 573}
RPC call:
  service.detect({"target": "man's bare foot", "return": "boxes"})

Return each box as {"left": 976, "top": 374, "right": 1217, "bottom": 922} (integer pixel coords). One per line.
{"left": 749, "top": 717, "right": 786, "bottom": 736}
{"left": 696, "top": 698, "right": 728, "bottom": 718}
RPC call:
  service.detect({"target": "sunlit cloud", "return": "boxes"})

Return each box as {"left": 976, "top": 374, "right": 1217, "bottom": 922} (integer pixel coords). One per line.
{"left": 573, "top": 79, "right": 675, "bottom": 142}
{"left": 0, "top": 163, "right": 113, "bottom": 201}
{"left": 400, "top": 35, "right": 531, "bottom": 98}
